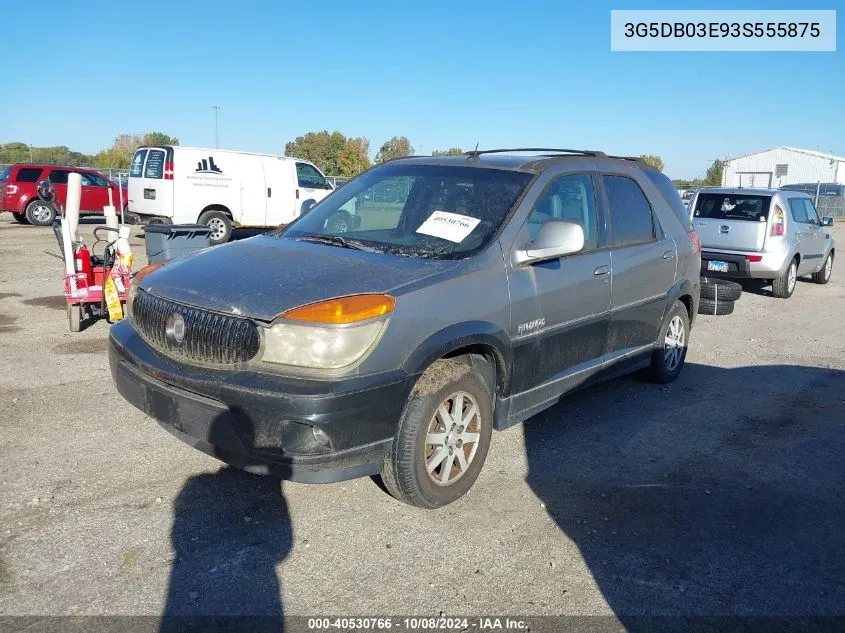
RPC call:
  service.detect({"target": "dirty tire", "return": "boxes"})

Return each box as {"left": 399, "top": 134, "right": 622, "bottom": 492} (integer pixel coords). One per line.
{"left": 647, "top": 300, "right": 690, "bottom": 384}
{"left": 381, "top": 360, "right": 493, "bottom": 509}
{"left": 67, "top": 304, "right": 81, "bottom": 332}
{"left": 812, "top": 252, "right": 833, "bottom": 285}
{"left": 25, "top": 199, "right": 57, "bottom": 226}
{"left": 700, "top": 277, "right": 742, "bottom": 302}
{"left": 772, "top": 259, "right": 797, "bottom": 299}
{"left": 198, "top": 209, "right": 232, "bottom": 245}
{"left": 12, "top": 212, "right": 30, "bottom": 224}
{"left": 698, "top": 297, "right": 735, "bottom": 316}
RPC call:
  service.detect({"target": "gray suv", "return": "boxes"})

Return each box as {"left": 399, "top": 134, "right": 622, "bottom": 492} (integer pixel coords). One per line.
{"left": 110, "top": 149, "right": 702, "bottom": 508}
{"left": 691, "top": 187, "right": 835, "bottom": 298}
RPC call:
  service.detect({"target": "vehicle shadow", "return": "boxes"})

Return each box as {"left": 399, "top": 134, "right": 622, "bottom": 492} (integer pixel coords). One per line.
{"left": 739, "top": 278, "right": 817, "bottom": 298}
{"left": 160, "top": 411, "right": 292, "bottom": 633}
{"left": 524, "top": 363, "right": 845, "bottom": 628}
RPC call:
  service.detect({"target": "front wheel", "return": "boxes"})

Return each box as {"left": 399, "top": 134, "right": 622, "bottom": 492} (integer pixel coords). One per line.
{"left": 198, "top": 210, "right": 232, "bottom": 245}
{"left": 647, "top": 301, "right": 690, "bottom": 384}
{"left": 812, "top": 252, "right": 833, "bottom": 285}
{"left": 772, "top": 259, "right": 798, "bottom": 298}
{"left": 380, "top": 360, "right": 493, "bottom": 508}
{"left": 25, "top": 199, "right": 56, "bottom": 226}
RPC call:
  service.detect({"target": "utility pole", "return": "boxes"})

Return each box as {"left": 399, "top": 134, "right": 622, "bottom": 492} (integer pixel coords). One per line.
{"left": 29, "top": 144, "right": 33, "bottom": 163}
{"left": 213, "top": 105, "right": 221, "bottom": 149}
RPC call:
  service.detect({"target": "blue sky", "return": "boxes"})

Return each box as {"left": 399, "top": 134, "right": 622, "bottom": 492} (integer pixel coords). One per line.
{"left": 0, "top": 0, "right": 841, "bottom": 179}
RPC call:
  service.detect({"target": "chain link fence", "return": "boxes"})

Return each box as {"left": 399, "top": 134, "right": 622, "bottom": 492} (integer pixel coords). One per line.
{"left": 779, "top": 183, "right": 845, "bottom": 218}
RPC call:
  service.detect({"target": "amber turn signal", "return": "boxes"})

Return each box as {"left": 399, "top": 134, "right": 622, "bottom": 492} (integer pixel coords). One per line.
{"left": 280, "top": 294, "right": 395, "bottom": 324}
{"left": 133, "top": 261, "right": 167, "bottom": 284}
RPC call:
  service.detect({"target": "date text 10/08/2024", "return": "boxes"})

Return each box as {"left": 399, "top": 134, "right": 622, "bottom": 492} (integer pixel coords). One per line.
{"left": 307, "top": 617, "right": 529, "bottom": 631}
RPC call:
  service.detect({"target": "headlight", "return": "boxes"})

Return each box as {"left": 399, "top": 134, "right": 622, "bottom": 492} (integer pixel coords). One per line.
{"left": 260, "top": 294, "right": 394, "bottom": 370}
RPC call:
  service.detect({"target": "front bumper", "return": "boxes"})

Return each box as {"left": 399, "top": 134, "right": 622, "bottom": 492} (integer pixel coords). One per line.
{"left": 109, "top": 320, "right": 416, "bottom": 483}
{"left": 701, "top": 249, "right": 788, "bottom": 280}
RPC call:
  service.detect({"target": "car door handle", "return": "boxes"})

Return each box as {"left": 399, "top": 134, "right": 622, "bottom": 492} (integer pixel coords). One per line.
{"left": 594, "top": 265, "right": 609, "bottom": 276}
{"left": 295, "top": 189, "right": 300, "bottom": 199}
{"left": 267, "top": 187, "right": 271, "bottom": 197}
{"left": 663, "top": 250, "right": 675, "bottom": 260}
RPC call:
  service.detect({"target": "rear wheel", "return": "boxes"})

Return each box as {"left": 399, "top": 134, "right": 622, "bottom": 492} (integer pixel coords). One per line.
{"left": 772, "top": 258, "right": 797, "bottom": 299}
{"left": 811, "top": 252, "right": 833, "bottom": 285}
{"left": 198, "top": 209, "right": 232, "bottom": 245}
{"left": 12, "top": 212, "right": 30, "bottom": 224}
{"left": 381, "top": 359, "right": 493, "bottom": 508}
{"left": 25, "top": 199, "right": 56, "bottom": 226}
{"left": 647, "top": 301, "right": 690, "bottom": 384}
{"left": 325, "top": 211, "right": 351, "bottom": 233}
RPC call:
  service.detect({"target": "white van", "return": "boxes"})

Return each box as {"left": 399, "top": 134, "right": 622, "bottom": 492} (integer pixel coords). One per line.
{"left": 127, "top": 145, "right": 334, "bottom": 244}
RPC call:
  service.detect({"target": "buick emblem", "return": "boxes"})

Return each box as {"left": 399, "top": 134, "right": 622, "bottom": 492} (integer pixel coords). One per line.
{"left": 166, "top": 313, "right": 186, "bottom": 345}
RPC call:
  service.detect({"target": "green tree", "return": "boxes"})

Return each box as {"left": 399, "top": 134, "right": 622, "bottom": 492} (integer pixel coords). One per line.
{"left": 375, "top": 136, "right": 414, "bottom": 163}
{"left": 142, "top": 132, "right": 180, "bottom": 146}
{"left": 285, "top": 131, "right": 371, "bottom": 176}
{"left": 639, "top": 154, "right": 664, "bottom": 172}
{"left": 704, "top": 158, "right": 725, "bottom": 186}
{"left": 431, "top": 148, "right": 463, "bottom": 156}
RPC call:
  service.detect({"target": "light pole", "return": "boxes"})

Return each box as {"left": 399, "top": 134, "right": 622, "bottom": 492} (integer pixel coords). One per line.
{"left": 213, "top": 105, "right": 221, "bottom": 148}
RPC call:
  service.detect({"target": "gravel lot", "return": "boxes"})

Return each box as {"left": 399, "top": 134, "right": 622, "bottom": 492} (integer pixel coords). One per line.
{"left": 1, "top": 213, "right": 844, "bottom": 626}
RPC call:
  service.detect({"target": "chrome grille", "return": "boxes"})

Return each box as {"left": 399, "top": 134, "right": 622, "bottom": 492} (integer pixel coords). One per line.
{"left": 131, "top": 289, "right": 260, "bottom": 364}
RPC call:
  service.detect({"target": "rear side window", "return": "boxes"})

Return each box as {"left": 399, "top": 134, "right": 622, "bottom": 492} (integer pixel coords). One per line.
{"left": 144, "top": 150, "right": 164, "bottom": 179}
{"left": 15, "top": 167, "right": 44, "bottom": 183}
{"left": 644, "top": 169, "right": 693, "bottom": 231}
{"left": 603, "top": 175, "right": 656, "bottom": 246}
{"left": 694, "top": 194, "right": 771, "bottom": 221}
{"left": 130, "top": 149, "right": 147, "bottom": 177}
{"left": 788, "top": 198, "right": 808, "bottom": 223}
{"left": 48, "top": 170, "right": 70, "bottom": 185}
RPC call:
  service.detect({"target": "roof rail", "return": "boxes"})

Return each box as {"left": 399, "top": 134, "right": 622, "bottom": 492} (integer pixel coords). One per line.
{"left": 465, "top": 148, "right": 607, "bottom": 159}
{"left": 606, "top": 154, "right": 646, "bottom": 164}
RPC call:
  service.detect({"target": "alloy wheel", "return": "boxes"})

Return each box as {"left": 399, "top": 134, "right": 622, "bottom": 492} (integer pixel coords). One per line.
{"left": 664, "top": 315, "right": 685, "bottom": 372}
{"left": 424, "top": 391, "right": 482, "bottom": 486}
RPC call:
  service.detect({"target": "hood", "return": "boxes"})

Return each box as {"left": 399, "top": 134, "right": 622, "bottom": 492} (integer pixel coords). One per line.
{"left": 139, "top": 235, "right": 460, "bottom": 322}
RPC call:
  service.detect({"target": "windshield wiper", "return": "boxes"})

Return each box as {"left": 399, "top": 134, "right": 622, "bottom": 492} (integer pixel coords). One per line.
{"left": 295, "top": 234, "right": 378, "bottom": 252}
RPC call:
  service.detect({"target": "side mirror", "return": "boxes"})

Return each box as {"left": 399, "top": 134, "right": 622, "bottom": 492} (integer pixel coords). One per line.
{"left": 516, "top": 220, "right": 585, "bottom": 265}
{"left": 822, "top": 216, "right": 834, "bottom": 227}
{"left": 36, "top": 180, "right": 55, "bottom": 202}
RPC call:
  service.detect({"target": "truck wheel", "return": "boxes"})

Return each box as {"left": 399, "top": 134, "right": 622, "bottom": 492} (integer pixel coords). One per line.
{"left": 380, "top": 359, "right": 493, "bottom": 509}
{"left": 67, "top": 304, "right": 81, "bottom": 332}
{"left": 811, "top": 252, "right": 833, "bottom": 285}
{"left": 325, "top": 211, "right": 351, "bottom": 234}
{"left": 772, "top": 258, "right": 797, "bottom": 299}
{"left": 647, "top": 301, "right": 690, "bottom": 383}
{"left": 12, "top": 212, "right": 30, "bottom": 224}
{"left": 25, "top": 199, "right": 57, "bottom": 226}
{"left": 198, "top": 210, "right": 232, "bottom": 245}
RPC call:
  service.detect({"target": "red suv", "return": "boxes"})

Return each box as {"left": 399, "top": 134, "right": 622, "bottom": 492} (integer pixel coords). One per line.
{"left": 0, "top": 164, "right": 128, "bottom": 226}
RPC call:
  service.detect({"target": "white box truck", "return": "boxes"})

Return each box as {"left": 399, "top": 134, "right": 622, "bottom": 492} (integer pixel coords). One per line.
{"left": 127, "top": 145, "right": 334, "bottom": 244}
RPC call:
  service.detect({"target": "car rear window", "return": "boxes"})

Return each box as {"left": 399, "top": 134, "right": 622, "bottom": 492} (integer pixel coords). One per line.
{"left": 0, "top": 166, "right": 11, "bottom": 182}
{"left": 15, "top": 167, "right": 44, "bottom": 183}
{"left": 144, "top": 149, "right": 165, "bottom": 179}
{"left": 693, "top": 193, "right": 771, "bottom": 221}
{"left": 130, "top": 149, "right": 147, "bottom": 177}
{"left": 644, "top": 169, "right": 693, "bottom": 231}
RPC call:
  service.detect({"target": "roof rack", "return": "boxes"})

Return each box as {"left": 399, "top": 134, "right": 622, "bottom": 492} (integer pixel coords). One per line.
{"left": 606, "top": 154, "right": 646, "bottom": 164}
{"left": 465, "top": 148, "right": 607, "bottom": 158}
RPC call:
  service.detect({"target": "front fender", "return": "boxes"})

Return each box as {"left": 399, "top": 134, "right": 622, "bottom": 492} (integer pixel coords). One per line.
{"left": 401, "top": 321, "right": 513, "bottom": 395}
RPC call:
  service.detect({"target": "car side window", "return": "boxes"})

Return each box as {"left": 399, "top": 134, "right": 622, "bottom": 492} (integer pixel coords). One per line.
{"left": 48, "top": 170, "right": 70, "bottom": 185}
{"left": 788, "top": 198, "right": 808, "bottom": 223}
{"left": 80, "top": 173, "right": 95, "bottom": 186}
{"left": 525, "top": 174, "right": 598, "bottom": 250}
{"left": 296, "top": 163, "right": 329, "bottom": 189}
{"left": 803, "top": 199, "right": 820, "bottom": 225}
{"left": 14, "top": 167, "right": 43, "bottom": 182}
{"left": 87, "top": 173, "right": 110, "bottom": 187}
{"left": 603, "top": 175, "right": 656, "bottom": 247}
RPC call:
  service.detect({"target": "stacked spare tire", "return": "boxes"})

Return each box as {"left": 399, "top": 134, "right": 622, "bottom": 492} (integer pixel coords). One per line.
{"left": 698, "top": 277, "right": 742, "bottom": 316}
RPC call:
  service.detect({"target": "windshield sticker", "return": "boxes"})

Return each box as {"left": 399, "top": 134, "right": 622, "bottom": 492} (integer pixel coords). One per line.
{"left": 415, "top": 211, "right": 481, "bottom": 243}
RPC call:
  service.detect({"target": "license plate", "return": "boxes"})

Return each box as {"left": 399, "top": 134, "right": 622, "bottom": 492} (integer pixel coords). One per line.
{"left": 707, "top": 260, "right": 729, "bottom": 273}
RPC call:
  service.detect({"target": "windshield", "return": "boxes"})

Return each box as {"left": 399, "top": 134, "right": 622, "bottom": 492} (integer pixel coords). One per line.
{"left": 279, "top": 164, "right": 533, "bottom": 259}
{"left": 693, "top": 193, "right": 772, "bottom": 221}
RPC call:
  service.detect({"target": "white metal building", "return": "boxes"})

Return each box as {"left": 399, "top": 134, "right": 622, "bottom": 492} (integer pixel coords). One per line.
{"left": 722, "top": 146, "right": 845, "bottom": 189}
